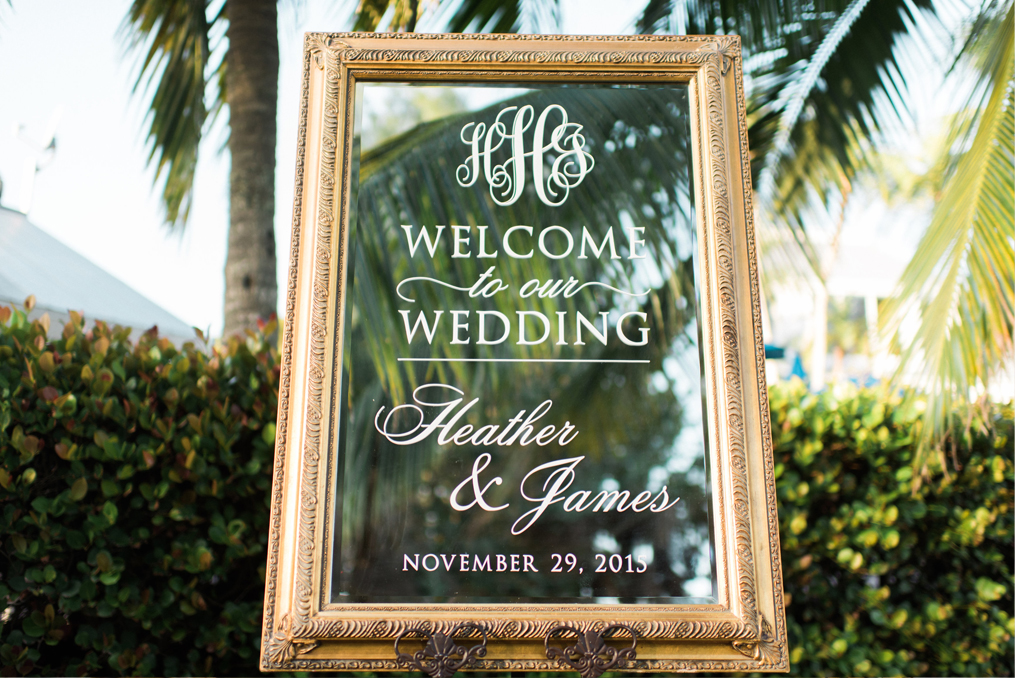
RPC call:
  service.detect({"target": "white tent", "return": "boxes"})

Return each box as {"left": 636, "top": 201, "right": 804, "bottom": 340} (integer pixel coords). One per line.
{"left": 0, "top": 206, "right": 195, "bottom": 345}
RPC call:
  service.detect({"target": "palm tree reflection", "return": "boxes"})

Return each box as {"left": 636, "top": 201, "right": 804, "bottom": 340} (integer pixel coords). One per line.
{"left": 333, "top": 85, "right": 715, "bottom": 603}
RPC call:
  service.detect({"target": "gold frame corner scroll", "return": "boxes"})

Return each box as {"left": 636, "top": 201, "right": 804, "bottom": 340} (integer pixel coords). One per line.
{"left": 261, "top": 32, "right": 788, "bottom": 673}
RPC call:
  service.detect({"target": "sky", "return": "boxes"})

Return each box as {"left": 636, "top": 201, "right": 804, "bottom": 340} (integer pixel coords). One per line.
{"left": 0, "top": 0, "right": 647, "bottom": 337}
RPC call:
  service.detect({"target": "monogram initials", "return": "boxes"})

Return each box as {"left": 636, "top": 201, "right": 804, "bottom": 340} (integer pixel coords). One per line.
{"left": 456, "top": 104, "right": 595, "bottom": 207}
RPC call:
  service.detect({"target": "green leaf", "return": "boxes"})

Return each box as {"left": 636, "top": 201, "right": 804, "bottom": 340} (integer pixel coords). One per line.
{"left": 92, "top": 368, "right": 114, "bottom": 396}
{"left": 22, "top": 616, "right": 45, "bottom": 638}
{"left": 95, "top": 550, "right": 113, "bottom": 573}
{"left": 976, "top": 577, "right": 1007, "bottom": 602}
{"left": 38, "top": 351, "right": 55, "bottom": 373}
{"left": 65, "top": 530, "right": 87, "bottom": 549}
{"left": 60, "top": 580, "right": 81, "bottom": 598}
{"left": 790, "top": 512, "right": 808, "bottom": 534}
{"left": 101, "top": 479, "right": 120, "bottom": 498}
{"left": 857, "top": 529, "right": 879, "bottom": 547}
{"left": 69, "top": 478, "right": 88, "bottom": 501}
{"left": 54, "top": 392, "right": 77, "bottom": 417}
{"left": 102, "top": 501, "right": 119, "bottom": 525}
{"left": 882, "top": 530, "right": 901, "bottom": 549}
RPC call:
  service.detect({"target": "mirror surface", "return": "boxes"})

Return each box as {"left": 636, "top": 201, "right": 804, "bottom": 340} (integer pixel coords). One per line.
{"left": 329, "top": 82, "right": 714, "bottom": 604}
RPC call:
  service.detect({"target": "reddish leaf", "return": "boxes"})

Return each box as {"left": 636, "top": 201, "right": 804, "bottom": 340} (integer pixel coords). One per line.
{"left": 92, "top": 337, "right": 110, "bottom": 357}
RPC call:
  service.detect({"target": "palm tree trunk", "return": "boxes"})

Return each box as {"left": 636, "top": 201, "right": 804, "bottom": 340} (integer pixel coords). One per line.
{"left": 223, "top": 0, "right": 278, "bottom": 336}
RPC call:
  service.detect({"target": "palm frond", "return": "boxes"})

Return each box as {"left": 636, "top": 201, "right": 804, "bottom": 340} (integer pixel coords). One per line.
{"left": 351, "top": 86, "right": 698, "bottom": 404}
{"left": 443, "top": 0, "right": 529, "bottom": 33}
{"left": 352, "top": 0, "right": 560, "bottom": 34}
{"left": 351, "top": 0, "right": 389, "bottom": 31}
{"left": 636, "top": 0, "right": 674, "bottom": 34}
{"left": 339, "top": 86, "right": 702, "bottom": 543}
{"left": 122, "top": 0, "right": 214, "bottom": 230}
{"left": 359, "top": 0, "right": 422, "bottom": 32}
{"left": 639, "top": 0, "right": 938, "bottom": 285}
{"left": 879, "top": 3, "right": 1014, "bottom": 472}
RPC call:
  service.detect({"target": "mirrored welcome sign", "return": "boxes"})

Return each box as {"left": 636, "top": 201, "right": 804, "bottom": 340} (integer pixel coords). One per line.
{"left": 262, "top": 34, "right": 788, "bottom": 674}
{"left": 350, "top": 85, "right": 705, "bottom": 600}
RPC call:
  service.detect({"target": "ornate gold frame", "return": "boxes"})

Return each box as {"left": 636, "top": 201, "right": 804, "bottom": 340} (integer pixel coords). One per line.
{"left": 261, "top": 33, "right": 787, "bottom": 673}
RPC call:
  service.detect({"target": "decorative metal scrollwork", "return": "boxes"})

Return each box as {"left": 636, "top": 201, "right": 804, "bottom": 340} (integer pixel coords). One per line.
{"left": 394, "top": 623, "right": 488, "bottom": 678}
{"left": 544, "top": 624, "right": 638, "bottom": 678}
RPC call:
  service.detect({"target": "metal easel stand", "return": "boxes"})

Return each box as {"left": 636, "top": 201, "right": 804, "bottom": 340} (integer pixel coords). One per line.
{"left": 393, "top": 622, "right": 638, "bottom": 678}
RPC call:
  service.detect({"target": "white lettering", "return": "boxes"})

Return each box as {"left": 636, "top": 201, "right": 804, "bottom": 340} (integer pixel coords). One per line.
{"left": 477, "top": 311, "right": 510, "bottom": 345}
{"left": 456, "top": 104, "right": 594, "bottom": 207}
{"left": 450, "top": 453, "right": 509, "bottom": 512}
{"left": 517, "top": 311, "right": 551, "bottom": 345}
{"left": 451, "top": 225, "right": 471, "bottom": 258}
{"left": 450, "top": 310, "right": 470, "bottom": 344}
{"left": 538, "top": 225, "right": 574, "bottom": 259}
{"left": 399, "top": 310, "right": 443, "bottom": 344}
{"left": 512, "top": 457, "right": 584, "bottom": 535}
{"left": 626, "top": 226, "right": 647, "bottom": 259}
{"left": 503, "top": 225, "right": 534, "bottom": 259}
{"left": 401, "top": 224, "right": 444, "bottom": 258}
{"left": 476, "top": 225, "right": 498, "bottom": 258}
{"left": 578, "top": 226, "right": 620, "bottom": 259}
{"left": 575, "top": 311, "right": 609, "bottom": 346}
{"left": 617, "top": 311, "right": 650, "bottom": 346}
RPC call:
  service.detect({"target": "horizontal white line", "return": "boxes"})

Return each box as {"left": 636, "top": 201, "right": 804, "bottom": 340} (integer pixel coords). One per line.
{"left": 397, "top": 358, "right": 650, "bottom": 364}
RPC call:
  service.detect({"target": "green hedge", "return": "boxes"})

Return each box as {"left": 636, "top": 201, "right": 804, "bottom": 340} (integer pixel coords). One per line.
{"left": 0, "top": 306, "right": 277, "bottom": 676}
{"left": 0, "top": 305, "right": 1011, "bottom": 676}
{"left": 770, "top": 382, "right": 1013, "bottom": 677}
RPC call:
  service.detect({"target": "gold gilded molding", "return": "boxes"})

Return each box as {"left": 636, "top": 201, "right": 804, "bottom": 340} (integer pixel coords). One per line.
{"left": 698, "top": 44, "right": 759, "bottom": 636}
{"left": 289, "top": 36, "right": 340, "bottom": 633}
{"left": 731, "top": 43, "right": 790, "bottom": 670}
{"left": 260, "top": 33, "right": 315, "bottom": 665}
{"left": 262, "top": 32, "right": 787, "bottom": 672}
{"left": 280, "top": 661, "right": 768, "bottom": 672}
{"left": 292, "top": 618, "right": 760, "bottom": 642}
{"left": 269, "top": 613, "right": 320, "bottom": 664}
{"left": 733, "top": 615, "right": 780, "bottom": 663}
